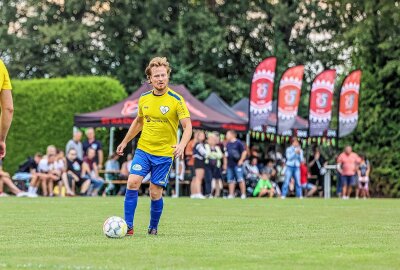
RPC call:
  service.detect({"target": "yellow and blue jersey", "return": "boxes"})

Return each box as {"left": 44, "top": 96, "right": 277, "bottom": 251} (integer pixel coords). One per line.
{"left": 137, "top": 87, "right": 190, "bottom": 157}
{"left": 0, "top": 59, "right": 12, "bottom": 91}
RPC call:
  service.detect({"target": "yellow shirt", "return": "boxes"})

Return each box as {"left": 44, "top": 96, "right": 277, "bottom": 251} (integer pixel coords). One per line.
{"left": 137, "top": 87, "right": 190, "bottom": 157}
{"left": 0, "top": 60, "right": 12, "bottom": 91}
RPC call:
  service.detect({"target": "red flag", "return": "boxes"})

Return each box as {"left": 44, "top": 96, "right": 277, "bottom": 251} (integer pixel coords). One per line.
{"left": 249, "top": 57, "right": 277, "bottom": 131}
{"left": 309, "top": 70, "right": 337, "bottom": 137}
{"left": 277, "top": 65, "right": 305, "bottom": 134}
{"left": 339, "top": 70, "right": 362, "bottom": 137}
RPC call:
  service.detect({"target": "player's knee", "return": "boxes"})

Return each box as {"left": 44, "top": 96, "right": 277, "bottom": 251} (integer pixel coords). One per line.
{"left": 127, "top": 177, "right": 141, "bottom": 190}
{"left": 149, "top": 187, "right": 163, "bottom": 200}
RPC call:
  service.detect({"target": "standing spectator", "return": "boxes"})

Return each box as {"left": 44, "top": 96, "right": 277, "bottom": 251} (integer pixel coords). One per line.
{"left": 83, "top": 128, "right": 104, "bottom": 169}
{"left": 83, "top": 148, "right": 105, "bottom": 196}
{"left": 66, "top": 130, "right": 84, "bottom": 160}
{"left": 0, "top": 59, "right": 14, "bottom": 159}
{"left": 337, "top": 145, "right": 361, "bottom": 199}
{"left": 300, "top": 162, "right": 317, "bottom": 197}
{"left": 191, "top": 131, "right": 207, "bottom": 199}
{"left": 253, "top": 170, "right": 274, "bottom": 198}
{"left": 205, "top": 132, "right": 223, "bottom": 198}
{"left": 186, "top": 132, "right": 197, "bottom": 195}
{"left": 65, "top": 149, "right": 90, "bottom": 195}
{"left": 308, "top": 147, "right": 328, "bottom": 197}
{"left": 223, "top": 130, "right": 247, "bottom": 199}
{"left": 357, "top": 154, "right": 370, "bottom": 199}
{"left": 281, "top": 137, "right": 304, "bottom": 199}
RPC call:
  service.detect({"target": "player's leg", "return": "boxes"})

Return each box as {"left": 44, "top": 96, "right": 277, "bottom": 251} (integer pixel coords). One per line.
{"left": 147, "top": 155, "right": 173, "bottom": 234}
{"left": 124, "top": 149, "right": 150, "bottom": 235}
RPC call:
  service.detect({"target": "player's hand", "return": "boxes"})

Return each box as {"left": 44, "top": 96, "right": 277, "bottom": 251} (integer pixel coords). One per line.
{"left": 172, "top": 144, "right": 184, "bottom": 159}
{"left": 116, "top": 142, "right": 127, "bottom": 156}
{"left": 0, "top": 140, "right": 6, "bottom": 159}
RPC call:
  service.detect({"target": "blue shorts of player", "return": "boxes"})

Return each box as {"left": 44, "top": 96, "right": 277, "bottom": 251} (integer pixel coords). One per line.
{"left": 129, "top": 149, "right": 173, "bottom": 187}
{"left": 226, "top": 165, "right": 244, "bottom": 183}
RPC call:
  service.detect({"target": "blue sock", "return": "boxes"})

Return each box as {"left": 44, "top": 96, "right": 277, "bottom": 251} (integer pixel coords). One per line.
{"left": 149, "top": 198, "right": 163, "bottom": 230}
{"left": 124, "top": 189, "right": 138, "bottom": 229}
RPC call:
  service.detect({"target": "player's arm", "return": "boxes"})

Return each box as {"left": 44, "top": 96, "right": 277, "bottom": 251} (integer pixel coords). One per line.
{"left": 116, "top": 116, "right": 144, "bottom": 156}
{"left": 173, "top": 118, "right": 192, "bottom": 159}
{"left": 0, "top": 89, "right": 14, "bottom": 158}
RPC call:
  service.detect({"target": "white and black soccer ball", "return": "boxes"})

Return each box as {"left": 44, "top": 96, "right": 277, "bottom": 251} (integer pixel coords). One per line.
{"left": 103, "top": 216, "right": 127, "bottom": 238}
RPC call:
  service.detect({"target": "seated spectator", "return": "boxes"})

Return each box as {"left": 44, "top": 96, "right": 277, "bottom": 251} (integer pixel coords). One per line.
{"left": 65, "top": 149, "right": 90, "bottom": 195}
{"left": 37, "top": 153, "right": 60, "bottom": 197}
{"left": 12, "top": 153, "right": 42, "bottom": 186}
{"left": 357, "top": 155, "right": 370, "bottom": 199}
{"left": 52, "top": 149, "right": 68, "bottom": 197}
{"left": 253, "top": 170, "right": 275, "bottom": 198}
{"left": 83, "top": 148, "right": 104, "bottom": 196}
{"left": 120, "top": 153, "right": 133, "bottom": 180}
{"left": 104, "top": 153, "right": 121, "bottom": 195}
{"left": 300, "top": 162, "right": 317, "bottom": 197}
{"left": 275, "top": 159, "right": 286, "bottom": 185}
{"left": 244, "top": 157, "right": 260, "bottom": 181}
{"left": 264, "top": 159, "right": 277, "bottom": 180}
{"left": 0, "top": 160, "right": 27, "bottom": 197}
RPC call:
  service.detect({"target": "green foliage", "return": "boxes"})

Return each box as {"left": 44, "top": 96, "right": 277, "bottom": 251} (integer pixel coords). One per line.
{"left": 4, "top": 76, "right": 127, "bottom": 172}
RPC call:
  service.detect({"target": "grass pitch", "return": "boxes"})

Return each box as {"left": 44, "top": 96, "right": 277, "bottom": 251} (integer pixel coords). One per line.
{"left": 0, "top": 197, "right": 399, "bottom": 270}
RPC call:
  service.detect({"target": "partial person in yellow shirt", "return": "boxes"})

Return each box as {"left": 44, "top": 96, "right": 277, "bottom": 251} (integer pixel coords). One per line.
{"left": 0, "top": 60, "right": 14, "bottom": 159}
{"left": 116, "top": 57, "right": 192, "bottom": 236}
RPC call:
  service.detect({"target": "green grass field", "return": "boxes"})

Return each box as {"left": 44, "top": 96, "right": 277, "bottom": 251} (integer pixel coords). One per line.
{"left": 0, "top": 197, "right": 399, "bottom": 270}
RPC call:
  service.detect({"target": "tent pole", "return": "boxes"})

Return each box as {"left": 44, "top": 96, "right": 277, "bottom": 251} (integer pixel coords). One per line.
{"left": 109, "top": 127, "right": 115, "bottom": 155}
{"left": 246, "top": 131, "right": 251, "bottom": 147}
{"left": 175, "top": 128, "right": 182, "bottom": 198}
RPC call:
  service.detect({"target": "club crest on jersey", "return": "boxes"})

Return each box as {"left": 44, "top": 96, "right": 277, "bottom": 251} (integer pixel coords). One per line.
{"left": 160, "top": 106, "right": 170, "bottom": 115}
{"left": 132, "top": 164, "right": 142, "bottom": 171}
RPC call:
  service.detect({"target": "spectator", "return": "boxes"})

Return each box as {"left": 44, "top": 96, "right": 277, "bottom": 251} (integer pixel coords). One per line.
{"left": 281, "top": 137, "right": 304, "bottom": 199}
{"left": 0, "top": 160, "right": 27, "bottom": 197}
{"left": 223, "top": 130, "right": 247, "bottom": 199}
{"left": 83, "top": 148, "right": 105, "bottom": 196}
{"left": 308, "top": 147, "right": 328, "bottom": 197}
{"left": 337, "top": 145, "right": 361, "bottom": 199}
{"left": 83, "top": 128, "right": 104, "bottom": 169}
{"left": 118, "top": 153, "right": 133, "bottom": 196}
{"left": 245, "top": 157, "right": 260, "bottom": 181}
{"left": 12, "top": 153, "right": 42, "bottom": 185}
{"left": 104, "top": 153, "right": 121, "bottom": 195}
{"left": 300, "top": 162, "right": 317, "bottom": 197}
{"left": 264, "top": 159, "right": 277, "bottom": 180}
{"left": 205, "top": 132, "right": 223, "bottom": 198}
{"left": 357, "top": 154, "right": 370, "bottom": 199}
{"left": 37, "top": 153, "right": 59, "bottom": 197}
{"left": 65, "top": 149, "right": 90, "bottom": 195}
{"left": 191, "top": 131, "right": 207, "bottom": 199}
{"left": 186, "top": 132, "right": 197, "bottom": 195}
{"left": 66, "top": 130, "right": 84, "bottom": 160}
{"left": 253, "top": 170, "right": 274, "bottom": 198}
{"left": 276, "top": 159, "right": 286, "bottom": 185}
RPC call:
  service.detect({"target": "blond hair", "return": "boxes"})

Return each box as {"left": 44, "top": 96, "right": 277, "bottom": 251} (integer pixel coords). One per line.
{"left": 145, "top": 57, "right": 171, "bottom": 81}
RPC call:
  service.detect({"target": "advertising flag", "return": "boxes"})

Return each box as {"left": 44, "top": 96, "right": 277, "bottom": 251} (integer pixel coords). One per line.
{"left": 249, "top": 57, "right": 277, "bottom": 131}
{"left": 277, "top": 65, "right": 305, "bottom": 134}
{"left": 309, "top": 69, "right": 336, "bottom": 137}
{"left": 338, "top": 70, "right": 362, "bottom": 137}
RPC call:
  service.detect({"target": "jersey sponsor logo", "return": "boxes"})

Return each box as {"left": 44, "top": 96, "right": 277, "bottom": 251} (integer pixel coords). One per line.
{"left": 145, "top": 115, "right": 151, "bottom": 122}
{"left": 132, "top": 164, "right": 142, "bottom": 171}
{"left": 160, "top": 106, "right": 170, "bottom": 115}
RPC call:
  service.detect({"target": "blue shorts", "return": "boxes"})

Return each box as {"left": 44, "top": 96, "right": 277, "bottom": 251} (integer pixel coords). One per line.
{"left": 226, "top": 166, "right": 244, "bottom": 183}
{"left": 341, "top": 175, "right": 356, "bottom": 187}
{"left": 301, "top": 183, "right": 315, "bottom": 190}
{"left": 129, "top": 149, "right": 173, "bottom": 187}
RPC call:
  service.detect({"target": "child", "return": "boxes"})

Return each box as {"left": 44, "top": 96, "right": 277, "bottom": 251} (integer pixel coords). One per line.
{"left": 253, "top": 170, "right": 275, "bottom": 198}
{"left": 300, "top": 162, "right": 317, "bottom": 197}
{"left": 357, "top": 155, "right": 370, "bottom": 199}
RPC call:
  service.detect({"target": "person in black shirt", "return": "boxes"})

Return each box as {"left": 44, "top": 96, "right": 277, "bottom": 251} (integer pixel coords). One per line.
{"left": 308, "top": 147, "right": 327, "bottom": 197}
{"left": 66, "top": 149, "right": 90, "bottom": 195}
{"left": 82, "top": 128, "right": 104, "bottom": 169}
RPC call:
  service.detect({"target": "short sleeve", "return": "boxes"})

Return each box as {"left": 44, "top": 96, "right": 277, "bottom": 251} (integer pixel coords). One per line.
{"left": 138, "top": 98, "right": 143, "bottom": 117}
{"left": 96, "top": 140, "right": 102, "bottom": 150}
{"left": 0, "top": 60, "right": 12, "bottom": 90}
{"left": 176, "top": 98, "right": 190, "bottom": 120}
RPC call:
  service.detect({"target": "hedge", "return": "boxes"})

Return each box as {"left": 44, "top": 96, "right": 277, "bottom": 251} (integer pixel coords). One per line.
{"left": 3, "top": 76, "right": 127, "bottom": 172}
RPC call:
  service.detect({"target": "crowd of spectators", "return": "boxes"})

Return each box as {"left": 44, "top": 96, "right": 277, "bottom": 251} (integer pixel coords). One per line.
{"left": 0, "top": 128, "right": 370, "bottom": 199}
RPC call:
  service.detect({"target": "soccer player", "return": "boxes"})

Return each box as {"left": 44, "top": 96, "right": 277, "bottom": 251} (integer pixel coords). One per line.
{"left": 0, "top": 59, "right": 14, "bottom": 159}
{"left": 116, "top": 57, "right": 192, "bottom": 236}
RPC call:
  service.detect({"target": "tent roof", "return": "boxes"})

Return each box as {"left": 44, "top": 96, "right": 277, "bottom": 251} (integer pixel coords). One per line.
{"left": 74, "top": 83, "right": 247, "bottom": 131}
{"left": 204, "top": 92, "right": 248, "bottom": 122}
{"left": 231, "top": 98, "right": 309, "bottom": 130}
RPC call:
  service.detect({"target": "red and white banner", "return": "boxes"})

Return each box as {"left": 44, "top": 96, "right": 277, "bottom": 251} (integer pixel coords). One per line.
{"left": 277, "top": 65, "right": 304, "bottom": 134}
{"left": 339, "top": 70, "right": 362, "bottom": 138}
{"left": 249, "top": 57, "right": 276, "bottom": 131}
{"left": 309, "top": 70, "right": 336, "bottom": 137}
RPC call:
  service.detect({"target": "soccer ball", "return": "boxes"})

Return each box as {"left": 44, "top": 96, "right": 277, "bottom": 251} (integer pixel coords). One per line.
{"left": 103, "top": 216, "right": 127, "bottom": 238}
